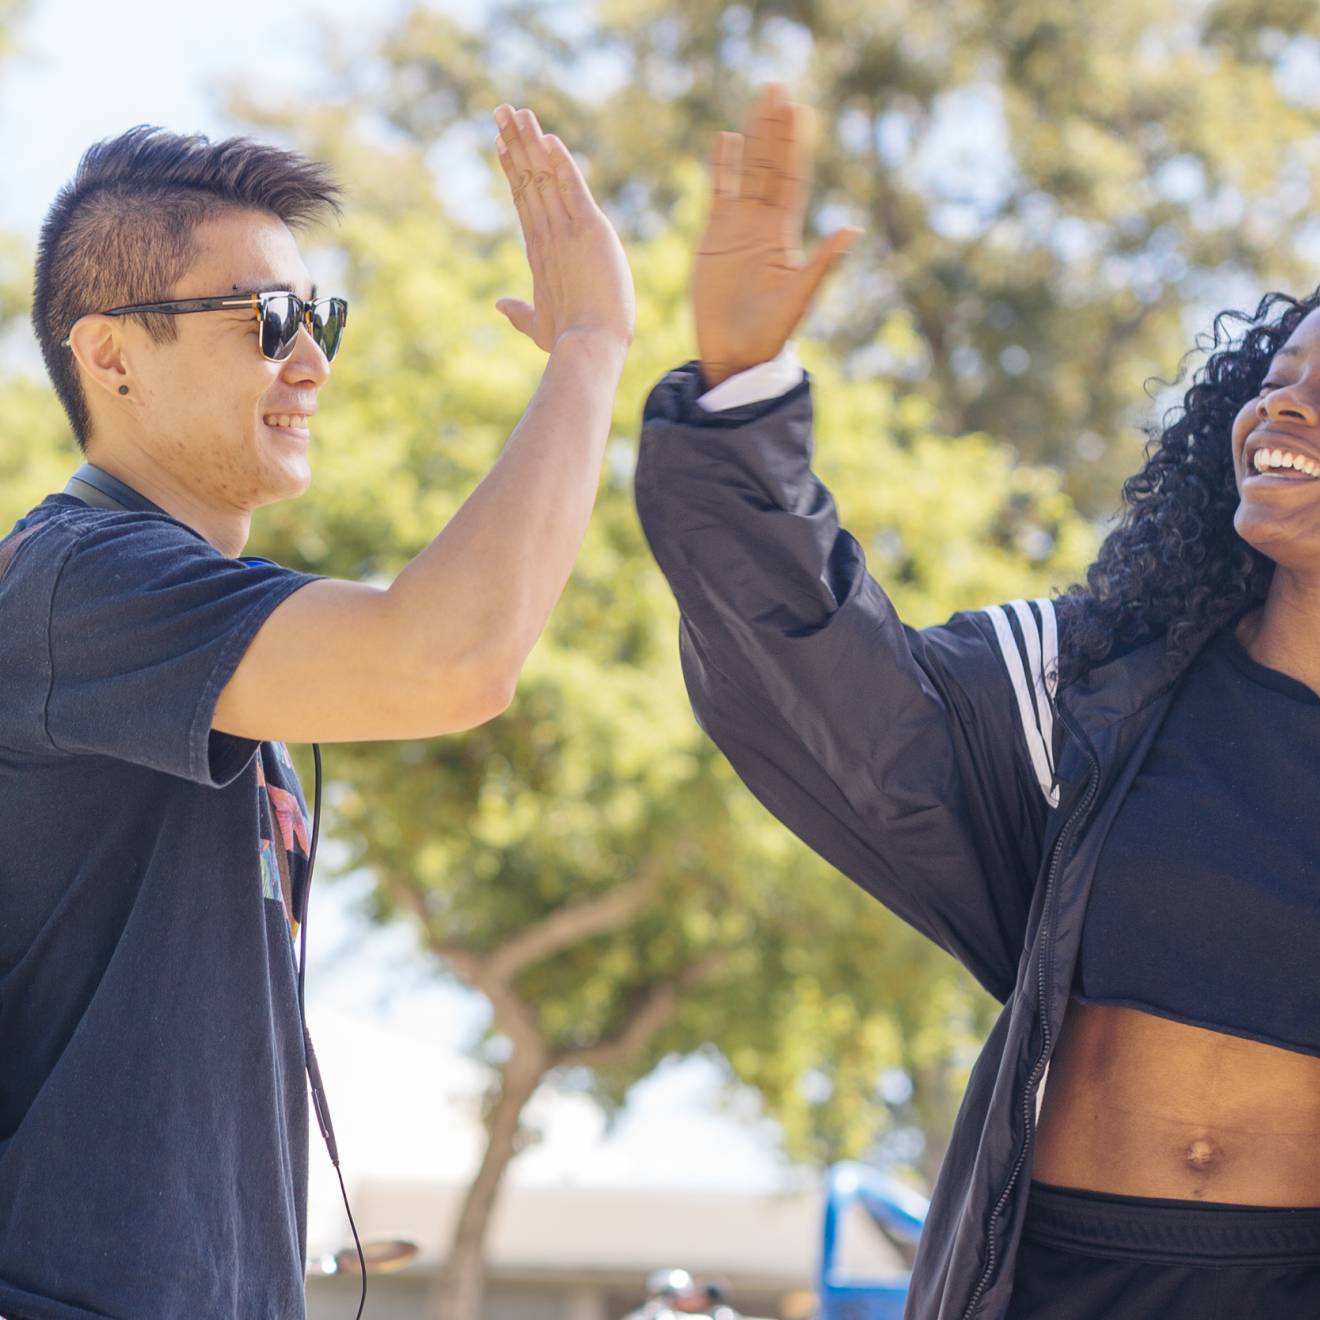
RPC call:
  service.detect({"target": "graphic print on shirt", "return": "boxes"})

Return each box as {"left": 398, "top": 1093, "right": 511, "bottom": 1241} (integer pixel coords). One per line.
{"left": 257, "top": 741, "right": 311, "bottom": 938}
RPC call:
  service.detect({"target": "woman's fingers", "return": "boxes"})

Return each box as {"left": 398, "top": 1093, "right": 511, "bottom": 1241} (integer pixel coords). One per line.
{"left": 740, "top": 83, "right": 784, "bottom": 204}
{"left": 772, "top": 101, "right": 814, "bottom": 237}
{"left": 789, "top": 225, "right": 863, "bottom": 322}
{"left": 709, "top": 131, "right": 743, "bottom": 209}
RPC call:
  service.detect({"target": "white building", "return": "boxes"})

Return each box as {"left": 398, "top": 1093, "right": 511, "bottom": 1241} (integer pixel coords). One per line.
{"left": 306, "top": 1180, "right": 909, "bottom": 1320}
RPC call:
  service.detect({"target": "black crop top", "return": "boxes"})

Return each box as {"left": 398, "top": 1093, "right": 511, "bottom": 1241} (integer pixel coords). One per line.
{"left": 1073, "top": 626, "right": 1320, "bottom": 1057}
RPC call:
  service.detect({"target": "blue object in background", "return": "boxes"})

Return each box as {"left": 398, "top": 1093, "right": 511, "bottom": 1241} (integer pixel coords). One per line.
{"left": 818, "top": 1162, "right": 929, "bottom": 1320}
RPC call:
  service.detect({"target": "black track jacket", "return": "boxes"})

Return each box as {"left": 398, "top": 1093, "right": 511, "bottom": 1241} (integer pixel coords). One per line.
{"left": 633, "top": 363, "right": 1201, "bottom": 1320}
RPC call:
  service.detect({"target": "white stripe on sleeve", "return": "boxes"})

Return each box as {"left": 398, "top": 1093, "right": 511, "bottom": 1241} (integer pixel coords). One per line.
{"left": 1008, "top": 597, "right": 1057, "bottom": 780}
{"left": 985, "top": 602, "right": 1059, "bottom": 808}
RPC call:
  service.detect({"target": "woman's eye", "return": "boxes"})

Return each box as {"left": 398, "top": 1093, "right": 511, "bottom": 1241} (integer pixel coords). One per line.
{"left": 1260, "top": 381, "right": 1280, "bottom": 394}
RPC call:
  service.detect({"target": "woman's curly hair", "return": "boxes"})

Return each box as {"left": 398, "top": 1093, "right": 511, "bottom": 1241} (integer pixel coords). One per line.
{"left": 1054, "top": 286, "right": 1320, "bottom": 690}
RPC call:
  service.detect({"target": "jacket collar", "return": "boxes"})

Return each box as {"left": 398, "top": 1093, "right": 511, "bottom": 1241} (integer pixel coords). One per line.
{"left": 1059, "top": 626, "right": 1215, "bottom": 738}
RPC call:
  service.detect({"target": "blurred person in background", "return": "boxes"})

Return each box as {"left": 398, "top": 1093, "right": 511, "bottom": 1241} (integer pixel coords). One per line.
{"left": 0, "top": 108, "right": 632, "bottom": 1320}
{"left": 637, "top": 83, "right": 1320, "bottom": 1319}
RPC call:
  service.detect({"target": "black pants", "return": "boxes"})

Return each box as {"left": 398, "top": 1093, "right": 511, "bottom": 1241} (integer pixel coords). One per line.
{"left": 1003, "top": 1179, "right": 1320, "bottom": 1319}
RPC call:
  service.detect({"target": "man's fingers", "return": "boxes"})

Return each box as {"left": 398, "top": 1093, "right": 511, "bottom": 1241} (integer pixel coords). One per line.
{"left": 517, "top": 109, "right": 571, "bottom": 227}
{"left": 495, "top": 106, "right": 535, "bottom": 237}
{"left": 495, "top": 297, "right": 537, "bottom": 339}
{"left": 496, "top": 105, "right": 549, "bottom": 239}
{"left": 543, "top": 134, "right": 594, "bottom": 220}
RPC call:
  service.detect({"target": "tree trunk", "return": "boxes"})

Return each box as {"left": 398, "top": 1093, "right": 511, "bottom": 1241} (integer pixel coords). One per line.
{"left": 911, "top": 1059, "right": 954, "bottom": 1191}
{"left": 429, "top": 1048, "right": 549, "bottom": 1320}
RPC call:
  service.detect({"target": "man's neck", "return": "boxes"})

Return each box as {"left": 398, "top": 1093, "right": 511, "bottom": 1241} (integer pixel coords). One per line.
{"left": 83, "top": 447, "right": 251, "bottom": 559}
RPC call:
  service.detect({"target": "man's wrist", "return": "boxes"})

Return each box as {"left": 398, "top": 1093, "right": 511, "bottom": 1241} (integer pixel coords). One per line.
{"left": 553, "top": 326, "right": 632, "bottom": 371}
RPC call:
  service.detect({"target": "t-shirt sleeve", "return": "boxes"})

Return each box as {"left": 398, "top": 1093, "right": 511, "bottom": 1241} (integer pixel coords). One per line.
{"left": 28, "top": 513, "right": 321, "bottom": 786}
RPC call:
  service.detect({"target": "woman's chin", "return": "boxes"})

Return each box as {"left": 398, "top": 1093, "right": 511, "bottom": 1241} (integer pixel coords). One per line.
{"left": 1234, "top": 505, "right": 1315, "bottom": 570}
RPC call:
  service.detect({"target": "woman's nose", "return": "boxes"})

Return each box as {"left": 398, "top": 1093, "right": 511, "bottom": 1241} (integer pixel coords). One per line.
{"left": 1259, "top": 383, "right": 1320, "bottom": 426}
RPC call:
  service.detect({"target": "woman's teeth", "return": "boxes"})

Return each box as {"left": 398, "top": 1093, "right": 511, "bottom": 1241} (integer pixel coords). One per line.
{"left": 263, "top": 414, "right": 308, "bottom": 429}
{"left": 1252, "top": 447, "right": 1320, "bottom": 477}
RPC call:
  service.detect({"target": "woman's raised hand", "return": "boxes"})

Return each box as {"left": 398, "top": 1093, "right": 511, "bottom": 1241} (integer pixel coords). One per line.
{"left": 693, "top": 85, "right": 861, "bottom": 389}
{"left": 493, "top": 105, "right": 636, "bottom": 353}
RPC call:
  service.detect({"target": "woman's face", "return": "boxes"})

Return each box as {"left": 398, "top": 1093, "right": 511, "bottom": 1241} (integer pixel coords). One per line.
{"left": 1231, "top": 306, "right": 1320, "bottom": 570}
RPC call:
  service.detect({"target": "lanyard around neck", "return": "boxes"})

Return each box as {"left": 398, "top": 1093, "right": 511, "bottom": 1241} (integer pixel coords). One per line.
{"left": 63, "top": 462, "right": 168, "bottom": 515}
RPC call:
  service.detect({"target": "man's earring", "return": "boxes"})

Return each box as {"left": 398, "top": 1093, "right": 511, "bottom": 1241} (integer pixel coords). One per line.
{"left": 118, "top": 385, "right": 129, "bottom": 395}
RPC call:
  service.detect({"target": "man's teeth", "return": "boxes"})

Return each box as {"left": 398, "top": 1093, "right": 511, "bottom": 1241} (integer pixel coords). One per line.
{"left": 1252, "top": 447, "right": 1320, "bottom": 477}
{"left": 262, "top": 414, "right": 308, "bottom": 429}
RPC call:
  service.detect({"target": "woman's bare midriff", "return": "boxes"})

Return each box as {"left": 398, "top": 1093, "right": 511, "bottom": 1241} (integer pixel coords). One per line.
{"left": 1032, "top": 998, "right": 1320, "bottom": 1205}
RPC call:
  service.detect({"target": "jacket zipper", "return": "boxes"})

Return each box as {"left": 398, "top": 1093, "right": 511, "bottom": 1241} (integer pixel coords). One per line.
{"left": 959, "top": 706, "right": 1100, "bottom": 1320}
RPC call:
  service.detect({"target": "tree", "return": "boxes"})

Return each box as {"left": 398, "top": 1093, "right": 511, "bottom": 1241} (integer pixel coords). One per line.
{"left": 358, "top": 0, "right": 1320, "bottom": 511}
{"left": 201, "top": 93, "right": 1095, "bottom": 1316}
{"left": 0, "top": 0, "right": 27, "bottom": 60}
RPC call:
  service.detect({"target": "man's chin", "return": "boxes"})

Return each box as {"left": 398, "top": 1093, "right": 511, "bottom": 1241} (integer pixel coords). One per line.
{"left": 255, "top": 456, "right": 312, "bottom": 507}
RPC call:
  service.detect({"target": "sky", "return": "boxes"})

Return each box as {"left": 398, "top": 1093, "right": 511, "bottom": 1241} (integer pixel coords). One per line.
{"left": 0, "top": 0, "right": 799, "bottom": 1259}
{"left": 0, "top": 0, "right": 404, "bottom": 237}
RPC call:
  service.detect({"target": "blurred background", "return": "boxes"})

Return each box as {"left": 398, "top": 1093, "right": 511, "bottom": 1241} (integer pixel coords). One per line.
{"left": 4, "top": 1, "right": 1320, "bottom": 1317}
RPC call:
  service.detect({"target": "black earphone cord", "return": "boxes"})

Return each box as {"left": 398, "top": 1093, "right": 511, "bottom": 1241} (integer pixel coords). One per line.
{"left": 300, "top": 746, "right": 367, "bottom": 1319}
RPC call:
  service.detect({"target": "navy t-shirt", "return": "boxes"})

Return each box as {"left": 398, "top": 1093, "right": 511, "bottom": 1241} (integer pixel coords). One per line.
{"left": 0, "top": 494, "right": 323, "bottom": 1320}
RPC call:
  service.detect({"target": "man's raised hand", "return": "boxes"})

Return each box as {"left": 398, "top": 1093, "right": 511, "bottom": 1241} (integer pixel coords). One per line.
{"left": 694, "top": 85, "right": 861, "bottom": 389}
{"left": 493, "top": 105, "right": 635, "bottom": 353}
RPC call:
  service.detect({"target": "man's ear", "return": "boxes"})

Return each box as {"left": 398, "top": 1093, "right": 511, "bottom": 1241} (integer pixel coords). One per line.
{"left": 66, "top": 314, "right": 131, "bottom": 400}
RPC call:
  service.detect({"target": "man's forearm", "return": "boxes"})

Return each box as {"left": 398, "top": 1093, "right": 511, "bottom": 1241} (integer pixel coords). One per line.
{"left": 386, "top": 328, "right": 628, "bottom": 688}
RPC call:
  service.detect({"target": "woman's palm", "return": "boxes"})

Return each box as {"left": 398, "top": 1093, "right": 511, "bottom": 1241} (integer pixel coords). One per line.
{"left": 693, "top": 86, "right": 860, "bottom": 388}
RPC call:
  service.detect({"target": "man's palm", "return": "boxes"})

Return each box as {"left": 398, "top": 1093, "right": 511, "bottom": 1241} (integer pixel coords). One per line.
{"left": 694, "top": 86, "right": 860, "bottom": 388}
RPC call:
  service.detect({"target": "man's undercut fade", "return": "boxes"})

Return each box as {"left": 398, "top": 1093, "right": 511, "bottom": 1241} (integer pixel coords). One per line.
{"left": 32, "top": 125, "right": 342, "bottom": 451}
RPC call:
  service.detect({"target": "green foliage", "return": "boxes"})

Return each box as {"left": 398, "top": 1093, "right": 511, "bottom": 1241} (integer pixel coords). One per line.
{"left": 239, "top": 107, "right": 1100, "bottom": 1170}
{"left": 0, "top": 0, "right": 28, "bottom": 62}
{"left": 360, "top": 0, "right": 1320, "bottom": 512}
{"left": 0, "top": 1, "right": 1106, "bottom": 1186}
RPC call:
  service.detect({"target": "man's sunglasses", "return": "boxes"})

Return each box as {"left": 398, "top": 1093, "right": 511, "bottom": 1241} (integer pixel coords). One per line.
{"left": 61, "top": 291, "right": 348, "bottom": 363}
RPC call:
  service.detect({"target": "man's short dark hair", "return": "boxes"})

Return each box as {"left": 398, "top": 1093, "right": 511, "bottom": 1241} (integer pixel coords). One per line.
{"left": 32, "top": 125, "right": 342, "bottom": 451}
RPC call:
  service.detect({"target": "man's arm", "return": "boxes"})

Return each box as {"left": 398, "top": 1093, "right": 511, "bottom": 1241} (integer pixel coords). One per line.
{"left": 213, "top": 106, "right": 634, "bottom": 744}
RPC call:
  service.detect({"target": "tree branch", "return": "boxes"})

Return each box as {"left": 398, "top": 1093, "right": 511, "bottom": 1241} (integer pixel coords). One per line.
{"left": 558, "top": 952, "right": 729, "bottom": 1070}
{"left": 482, "top": 859, "right": 664, "bottom": 984}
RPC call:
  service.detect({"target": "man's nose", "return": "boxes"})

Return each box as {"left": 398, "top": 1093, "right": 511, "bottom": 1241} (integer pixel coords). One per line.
{"left": 282, "top": 324, "right": 331, "bottom": 385}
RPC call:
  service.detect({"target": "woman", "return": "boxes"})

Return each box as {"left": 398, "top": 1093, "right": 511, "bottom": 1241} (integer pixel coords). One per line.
{"left": 1005, "top": 289, "right": 1320, "bottom": 1318}
{"left": 635, "top": 83, "right": 1320, "bottom": 1319}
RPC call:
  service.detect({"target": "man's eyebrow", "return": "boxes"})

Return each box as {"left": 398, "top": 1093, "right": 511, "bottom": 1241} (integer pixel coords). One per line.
{"left": 230, "top": 280, "right": 317, "bottom": 300}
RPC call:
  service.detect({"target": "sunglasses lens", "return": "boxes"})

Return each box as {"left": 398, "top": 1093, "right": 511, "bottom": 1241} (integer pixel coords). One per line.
{"left": 312, "top": 299, "right": 347, "bottom": 361}
{"left": 260, "top": 295, "right": 301, "bottom": 361}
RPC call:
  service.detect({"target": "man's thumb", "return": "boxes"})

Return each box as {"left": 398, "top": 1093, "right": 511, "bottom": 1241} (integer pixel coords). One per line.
{"left": 496, "top": 298, "right": 536, "bottom": 338}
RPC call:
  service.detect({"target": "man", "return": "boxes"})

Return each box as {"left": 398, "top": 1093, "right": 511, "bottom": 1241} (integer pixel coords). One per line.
{"left": 0, "top": 108, "right": 632, "bottom": 1319}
